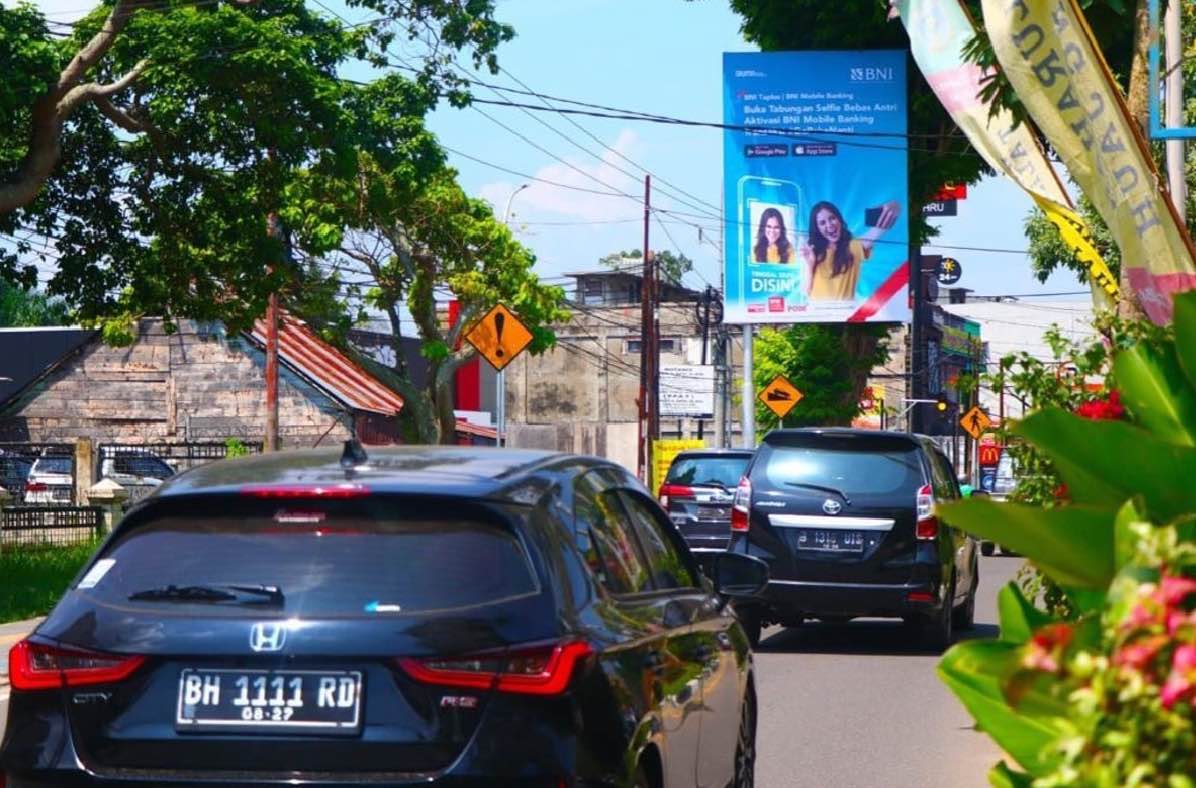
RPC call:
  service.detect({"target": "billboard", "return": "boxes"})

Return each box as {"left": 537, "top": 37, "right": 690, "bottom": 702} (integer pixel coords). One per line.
{"left": 723, "top": 51, "right": 910, "bottom": 324}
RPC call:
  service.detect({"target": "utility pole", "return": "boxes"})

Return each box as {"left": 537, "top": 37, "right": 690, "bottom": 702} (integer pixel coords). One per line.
{"left": 697, "top": 286, "right": 713, "bottom": 441}
{"left": 650, "top": 250, "right": 660, "bottom": 446}
{"left": 741, "top": 324, "right": 754, "bottom": 447}
{"left": 1165, "top": 0, "right": 1186, "bottom": 223}
{"left": 497, "top": 184, "right": 529, "bottom": 448}
{"left": 910, "top": 253, "right": 936, "bottom": 434}
{"left": 637, "top": 175, "right": 652, "bottom": 483}
{"left": 264, "top": 212, "right": 283, "bottom": 452}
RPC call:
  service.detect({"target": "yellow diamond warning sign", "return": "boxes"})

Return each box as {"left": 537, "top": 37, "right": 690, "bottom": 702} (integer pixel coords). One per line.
{"left": 960, "top": 405, "right": 992, "bottom": 441}
{"left": 465, "top": 304, "right": 534, "bottom": 372}
{"left": 759, "top": 374, "right": 803, "bottom": 419}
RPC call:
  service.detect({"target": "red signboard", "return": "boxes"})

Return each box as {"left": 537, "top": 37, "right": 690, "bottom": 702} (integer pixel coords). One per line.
{"left": 932, "top": 183, "right": 967, "bottom": 201}
{"left": 978, "top": 445, "right": 1002, "bottom": 467}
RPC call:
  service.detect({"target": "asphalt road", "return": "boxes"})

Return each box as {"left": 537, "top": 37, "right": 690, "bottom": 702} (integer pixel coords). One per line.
{"left": 0, "top": 556, "right": 1022, "bottom": 784}
{"left": 753, "top": 554, "right": 1021, "bottom": 788}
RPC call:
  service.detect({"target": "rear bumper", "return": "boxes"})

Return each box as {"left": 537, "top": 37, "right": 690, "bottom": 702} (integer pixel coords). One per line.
{"left": 4, "top": 776, "right": 575, "bottom": 787}
{"left": 750, "top": 578, "right": 947, "bottom": 620}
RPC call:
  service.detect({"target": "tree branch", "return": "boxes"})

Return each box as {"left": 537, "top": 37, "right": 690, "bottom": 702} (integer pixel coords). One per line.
{"left": 0, "top": 2, "right": 148, "bottom": 215}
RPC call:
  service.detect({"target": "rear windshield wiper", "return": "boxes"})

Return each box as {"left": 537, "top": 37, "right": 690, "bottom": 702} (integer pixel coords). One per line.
{"left": 128, "top": 584, "right": 285, "bottom": 607}
{"left": 692, "top": 479, "right": 732, "bottom": 492}
{"left": 782, "top": 482, "right": 852, "bottom": 506}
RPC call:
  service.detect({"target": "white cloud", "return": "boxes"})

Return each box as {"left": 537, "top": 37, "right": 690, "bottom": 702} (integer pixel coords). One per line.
{"left": 478, "top": 128, "right": 644, "bottom": 224}
{"left": 5, "top": 0, "right": 93, "bottom": 22}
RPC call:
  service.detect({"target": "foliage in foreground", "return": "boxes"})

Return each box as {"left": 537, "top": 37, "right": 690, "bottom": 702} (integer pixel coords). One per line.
{"left": 939, "top": 291, "right": 1196, "bottom": 786}
{"left": 0, "top": 539, "right": 99, "bottom": 623}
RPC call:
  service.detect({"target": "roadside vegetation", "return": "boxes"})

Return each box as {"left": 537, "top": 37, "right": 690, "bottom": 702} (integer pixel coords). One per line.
{"left": 0, "top": 540, "right": 98, "bottom": 623}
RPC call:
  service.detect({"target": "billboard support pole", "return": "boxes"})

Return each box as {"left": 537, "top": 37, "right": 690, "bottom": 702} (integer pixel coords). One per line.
{"left": 742, "top": 323, "right": 755, "bottom": 447}
{"left": 637, "top": 175, "right": 652, "bottom": 483}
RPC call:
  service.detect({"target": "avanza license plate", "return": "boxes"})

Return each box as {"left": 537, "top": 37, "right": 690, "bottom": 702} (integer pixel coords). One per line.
{"left": 796, "top": 529, "right": 865, "bottom": 553}
{"left": 176, "top": 669, "right": 362, "bottom": 732}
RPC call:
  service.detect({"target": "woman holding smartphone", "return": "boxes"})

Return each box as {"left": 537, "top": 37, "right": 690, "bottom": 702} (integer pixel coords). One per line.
{"left": 800, "top": 199, "right": 901, "bottom": 301}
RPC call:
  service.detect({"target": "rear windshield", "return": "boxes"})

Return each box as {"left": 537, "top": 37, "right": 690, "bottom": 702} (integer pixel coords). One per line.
{"left": 759, "top": 440, "right": 923, "bottom": 497}
{"left": 35, "top": 457, "right": 71, "bottom": 474}
{"left": 82, "top": 501, "right": 539, "bottom": 616}
{"left": 666, "top": 455, "right": 751, "bottom": 488}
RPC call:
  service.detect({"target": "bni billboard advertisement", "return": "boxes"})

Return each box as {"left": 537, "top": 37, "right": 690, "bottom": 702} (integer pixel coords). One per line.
{"left": 723, "top": 50, "right": 910, "bottom": 324}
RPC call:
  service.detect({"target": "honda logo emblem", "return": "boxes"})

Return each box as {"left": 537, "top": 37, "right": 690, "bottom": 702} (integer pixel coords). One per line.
{"left": 249, "top": 622, "right": 287, "bottom": 653}
{"left": 822, "top": 499, "right": 842, "bottom": 515}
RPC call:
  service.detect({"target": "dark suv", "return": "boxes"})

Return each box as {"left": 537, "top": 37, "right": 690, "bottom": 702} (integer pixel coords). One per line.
{"left": 1, "top": 445, "right": 767, "bottom": 787}
{"left": 658, "top": 449, "right": 754, "bottom": 563}
{"left": 728, "top": 429, "right": 978, "bottom": 648}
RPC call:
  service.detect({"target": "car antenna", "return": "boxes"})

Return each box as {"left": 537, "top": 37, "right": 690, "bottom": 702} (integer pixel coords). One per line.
{"left": 340, "top": 437, "right": 368, "bottom": 470}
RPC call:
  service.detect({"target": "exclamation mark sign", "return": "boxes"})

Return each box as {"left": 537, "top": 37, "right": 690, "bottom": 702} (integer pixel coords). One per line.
{"left": 494, "top": 312, "right": 506, "bottom": 357}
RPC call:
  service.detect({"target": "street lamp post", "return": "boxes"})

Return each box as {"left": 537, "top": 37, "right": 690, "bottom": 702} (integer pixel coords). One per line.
{"left": 497, "top": 184, "right": 529, "bottom": 447}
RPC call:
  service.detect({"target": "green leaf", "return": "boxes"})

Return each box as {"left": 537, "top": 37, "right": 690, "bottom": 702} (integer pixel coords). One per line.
{"left": 939, "top": 499, "right": 1114, "bottom": 588}
{"left": 1113, "top": 344, "right": 1196, "bottom": 447}
{"left": 1113, "top": 498, "right": 1146, "bottom": 572}
{"left": 988, "top": 761, "right": 1034, "bottom": 788}
{"left": 1015, "top": 409, "right": 1196, "bottom": 522}
{"left": 938, "top": 640, "right": 1065, "bottom": 776}
{"left": 997, "top": 582, "right": 1053, "bottom": 644}
{"left": 1174, "top": 291, "right": 1196, "bottom": 393}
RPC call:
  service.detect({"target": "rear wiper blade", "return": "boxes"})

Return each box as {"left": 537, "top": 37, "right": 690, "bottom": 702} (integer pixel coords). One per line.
{"left": 782, "top": 482, "right": 852, "bottom": 506}
{"left": 692, "top": 479, "right": 731, "bottom": 491}
{"left": 128, "top": 584, "right": 284, "bottom": 606}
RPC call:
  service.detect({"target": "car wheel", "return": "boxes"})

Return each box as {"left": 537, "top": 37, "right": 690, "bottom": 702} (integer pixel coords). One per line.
{"left": 952, "top": 576, "right": 976, "bottom": 630}
{"left": 980, "top": 541, "right": 994, "bottom": 557}
{"left": 733, "top": 691, "right": 757, "bottom": 788}
{"left": 922, "top": 575, "right": 955, "bottom": 650}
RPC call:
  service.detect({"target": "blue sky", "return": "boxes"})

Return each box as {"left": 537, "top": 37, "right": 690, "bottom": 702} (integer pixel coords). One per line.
{"left": 13, "top": 0, "right": 1090, "bottom": 303}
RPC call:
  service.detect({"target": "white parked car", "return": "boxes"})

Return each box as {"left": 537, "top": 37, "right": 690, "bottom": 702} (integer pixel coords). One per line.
{"left": 100, "top": 449, "right": 176, "bottom": 503}
{"left": 24, "top": 454, "right": 74, "bottom": 504}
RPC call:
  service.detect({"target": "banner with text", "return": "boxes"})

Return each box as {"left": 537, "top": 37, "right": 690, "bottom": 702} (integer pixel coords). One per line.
{"left": 981, "top": 0, "right": 1196, "bottom": 324}
{"left": 895, "top": 0, "right": 1118, "bottom": 305}
{"left": 723, "top": 51, "right": 910, "bottom": 324}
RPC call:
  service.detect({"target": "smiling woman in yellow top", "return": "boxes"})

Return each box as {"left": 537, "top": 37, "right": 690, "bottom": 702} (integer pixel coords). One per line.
{"left": 753, "top": 207, "right": 796, "bottom": 264}
{"left": 800, "top": 200, "right": 901, "bottom": 301}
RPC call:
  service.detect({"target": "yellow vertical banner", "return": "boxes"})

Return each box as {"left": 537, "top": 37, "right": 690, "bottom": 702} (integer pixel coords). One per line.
{"left": 651, "top": 439, "right": 706, "bottom": 496}
{"left": 895, "top": 0, "right": 1118, "bottom": 304}
{"left": 979, "top": 0, "right": 1196, "bottom": 324}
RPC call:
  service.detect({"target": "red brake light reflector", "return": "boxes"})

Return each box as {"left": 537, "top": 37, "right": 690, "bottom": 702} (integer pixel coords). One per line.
{"left": 907, "top": 591, "right": 934, "bottom": 603}
{"left": 915, "top": 484, "right": 938, "bottom": 540}
{"left": 9, "top": 639, "right": 145, "bottom": 691}
{"left": 24, "top": 482, "right": 47, "bottom": 493}
{"left": 658, "top": 483, "right": 694, "bottom": 507}
{"left": 730, "top": 476, "right": 751, "bottom": 532}
{"left": 241, "top": 484, "right": 368, "bottom": 499}
{"left": 399, "top": 641, "right": 593, "bottom": 696}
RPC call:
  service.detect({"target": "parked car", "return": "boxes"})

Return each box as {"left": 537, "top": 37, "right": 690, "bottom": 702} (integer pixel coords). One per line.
{"left": 99, "top": 448, "right": 176, "bottom": 504}
{"left": 1, "top": 444, "right": 766, "bottom": 788}
{"left": 22, "top": 452, "right": 73, "bottom": 504}
{"left": 658, "top": 448, "right": 754, "bottom": 570}
{"left": 728, "top": 428, "right": 979, "bottom": 649}
{"left": 0, "top": 450, "right": 33, "bottom": 503}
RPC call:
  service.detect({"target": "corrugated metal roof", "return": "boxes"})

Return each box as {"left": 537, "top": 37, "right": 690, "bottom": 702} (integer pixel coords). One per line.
{"left": 250, "top": 314, "right": 404, "bottom": 416}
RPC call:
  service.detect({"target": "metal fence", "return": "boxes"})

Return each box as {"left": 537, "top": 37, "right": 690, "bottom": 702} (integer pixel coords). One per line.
{"left": 0, "top": 505, "right": 103, "bottom": 550}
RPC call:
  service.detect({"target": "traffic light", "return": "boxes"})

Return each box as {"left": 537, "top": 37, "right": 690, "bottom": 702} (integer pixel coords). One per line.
{"left": 934, "top": 397, "right": 949, "bottom": 413}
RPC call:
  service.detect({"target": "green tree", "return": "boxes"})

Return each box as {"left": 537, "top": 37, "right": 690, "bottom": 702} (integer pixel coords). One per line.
{"left": 753, "top": 323, "right": 893, "bottom": 431}
{"left": 0, "top": 0, "right": 512, "bottom": 331}
{"left": 0, "top": 281, "right": 71, "bottom": 326}
{"left": 599, "top": 248, "right": 694, "bottom": 285}
{"left": 293, "top": 157, "right": 569, "bottom": 444}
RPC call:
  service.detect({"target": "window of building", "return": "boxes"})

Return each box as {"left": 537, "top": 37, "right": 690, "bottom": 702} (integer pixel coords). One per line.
{"left": 624, "top": 338, "right": 677, "bottom": 354}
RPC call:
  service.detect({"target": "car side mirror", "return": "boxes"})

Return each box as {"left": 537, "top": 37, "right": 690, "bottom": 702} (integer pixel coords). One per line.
{"left": 711, "top": 553, "right": 769, "bottom": 599}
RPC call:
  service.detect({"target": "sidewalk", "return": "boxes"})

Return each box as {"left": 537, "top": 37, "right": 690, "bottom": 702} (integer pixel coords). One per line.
{"left": 0, "top": 617, "right": 43, "bottom": 691}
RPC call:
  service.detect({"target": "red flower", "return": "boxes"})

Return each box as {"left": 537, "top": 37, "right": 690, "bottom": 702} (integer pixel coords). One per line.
{"left": 1162, "top": 644, "right": 1196, "bottom": 709}
{"left": 1114, "top": 634, "right": 1169, "bottom": 671}
{"left": 1022, "top": 623, "right": 1074, "bottom": 673}
{"left": 1160, "top": 574, "right": 1196, "bottom": 606}
{"left": 1075, "top": 389, "right": 1126, "bottom": 421}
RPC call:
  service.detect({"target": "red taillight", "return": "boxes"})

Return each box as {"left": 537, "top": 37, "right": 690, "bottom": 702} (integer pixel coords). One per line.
{"left": 658, "top": 483, "right": 694, "bottom": 507}
{"left": 9, "top": 639, "right": 145, "bottom": 691}
{"left": 24, "top": 481, "right": 47, "bottom": 493}
{"left": 907, "top": 591, "right": 935, "bottom": 603}
{"left": 240, "top": 484, "right": 368, "bottom": 499}
{"left": 399, "top": 640, "right": 593, "bottom": 696}
{"left": 916, "top": 483, "right": 938, "bottom": 540}
{"left": 730, "top": 476, "right": 751, "bottom": 532}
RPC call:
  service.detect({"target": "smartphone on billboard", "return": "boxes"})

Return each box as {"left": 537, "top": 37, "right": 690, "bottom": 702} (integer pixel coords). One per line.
{"left": 865, "top": 206, "right": 884, "bottom": 227}
{"left": 737, "top": 176, "right": 803, "bottom": 304}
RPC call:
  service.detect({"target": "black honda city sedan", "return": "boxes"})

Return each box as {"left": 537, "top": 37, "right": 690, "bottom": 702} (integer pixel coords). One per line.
{"left": 1, "top": 445, "right": 766, "bottom": 788}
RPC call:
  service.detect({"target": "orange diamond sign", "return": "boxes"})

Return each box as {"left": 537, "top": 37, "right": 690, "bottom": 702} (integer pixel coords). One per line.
{"left": 465, "top": 303, "right": 534, "bottom": 372}
{"left": 960, "top": 405, "right": 992, "bottom": 441}
{"left": 759, "top": 374, "right": 803, "bottom": 419}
